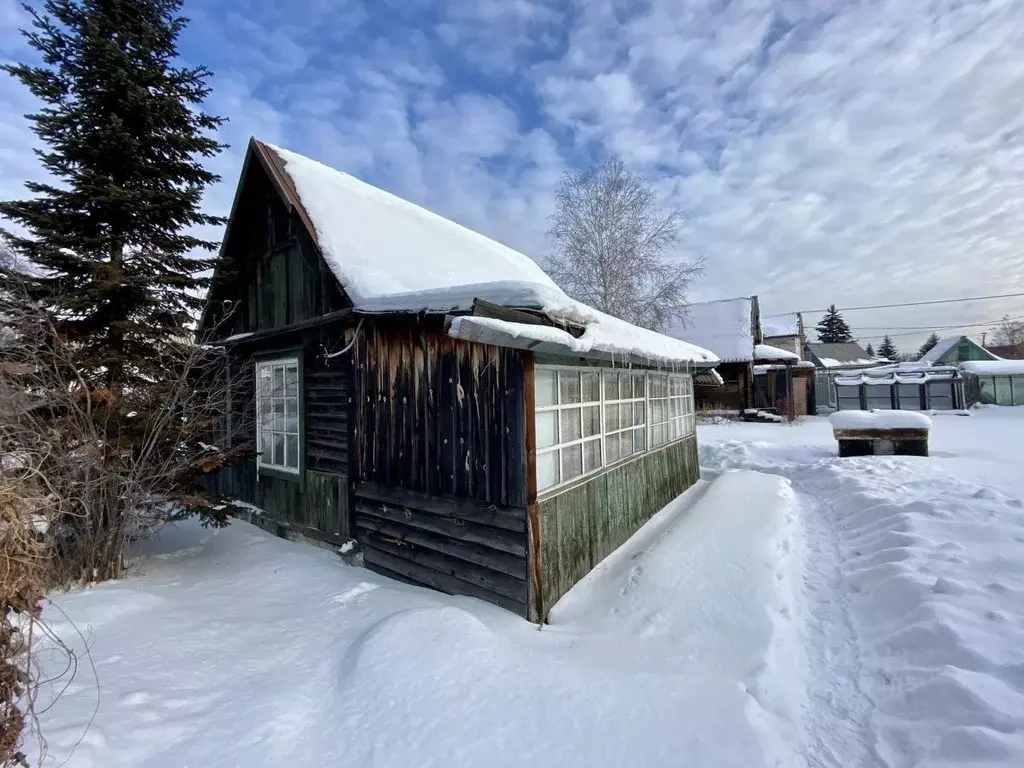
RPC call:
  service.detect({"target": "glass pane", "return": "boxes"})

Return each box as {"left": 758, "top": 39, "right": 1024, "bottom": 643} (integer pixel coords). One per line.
{"left": 618, "top": 431, "right": 633, "bottom": 459}
{"left": 559, "top": 371, "right": 581, "bottom": 403}
{"left": 259, "top": 365, "right": 273, "bottom": 393}
{"left": 273, "top": 365, "right": 284, "bottom": 397}
{"left": 995, "top": 376, "right": 1013, "bottom": 406}
{"left": 582, "top": 405, "right": 600, "bottom": 437}
{"left": 537, "top": 451, "right": 558, "bottom": 490}
{"left": 581, "top": 372, "right": 600, "bottom": 403}
{"left": 897, "top": 384, "right": 922, "bottom": 410}
{"left": 273, "top": 400, "right": 286, "bottom": 431}
{"left": 613, "top": 403, "right": 627, "bottom": 428}
{"left": 561, "top": 445, "right": 583, "bottom": 481}
{"left": 285, "top": 364, "right": 298, "bottom": 398}
{"left": 634, "top": 401, "right": 646, "bottom": 425}
{"left": 536, "top": 411, "right": 558, "bottom": 448}
{"left": 865, "top": 385, "right": 891, "bottom": 410}
{"left": 560, "top": 408, "right": 582, "bottom": 442}
{"left": 604, "top": 403, "right": 620, "bottom": 432}
{"left": 260, "top": 433, "right": 273, "bottom": 462}
{"left": 285, "top": 434, "right": 298, "bottom": 468}
{"left": 535, "top": 369, "right": 557, "bottom": 407}
{"left": 583, "top": 438, "right": 602, "bottom": 471}
{"left": 619, "top": 373, "right": 630, "bottom": 396}
{"left": 633, "top": 426, "right": 646, "bottom": 452}
{"left": 1012, "top": 376, "right": 1024, "bottom": 406}
{"left": 604, "top": 371, "right": 619, "bottom": 400}
{"left": 633, "top": 373, "right": 646, "bottom": 398}
{"left": 286, "top": 399, "right": 299, "bottom": 432}
{"left": 272, "top": 433, "right": 285, "bottom": 465}
{"left": 978, "top": 377, "right": 996, "bottom": 405}
{"left": 606, "top": 433, "right": 621, "bottom": 463}
{"left": 651, "top": 424, "right": 665, "bottom": 447}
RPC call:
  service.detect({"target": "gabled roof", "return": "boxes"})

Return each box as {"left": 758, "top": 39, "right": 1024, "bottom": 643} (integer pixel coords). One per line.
{"left": 919, "top": 335, "right": 999, "bottom": 364}
{"left": 669, "top": 297, "right": 758, "bottom": 363}
{"left": 804, "top": 342, "right": 877, "bottom": 369}
{"left": 207, "top": 139, "right": 718, "bottom": 367}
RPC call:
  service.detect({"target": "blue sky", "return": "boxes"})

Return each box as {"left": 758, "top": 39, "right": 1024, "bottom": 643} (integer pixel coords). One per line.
{"left": 2, "top": 0, "right": 1024, "bottom": 351}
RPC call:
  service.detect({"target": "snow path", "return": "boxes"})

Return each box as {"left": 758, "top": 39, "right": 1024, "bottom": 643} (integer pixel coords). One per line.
{"left": 700, "top": 411, "right": 1024, "bottom": 768}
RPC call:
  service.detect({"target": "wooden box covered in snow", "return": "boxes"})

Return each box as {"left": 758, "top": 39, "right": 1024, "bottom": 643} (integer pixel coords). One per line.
{"left": 829, "top": 410, "right": 932, "bottom": 457}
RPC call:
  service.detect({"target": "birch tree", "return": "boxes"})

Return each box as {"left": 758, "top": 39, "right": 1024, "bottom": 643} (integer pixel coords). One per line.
{"left": 544, "top": 156, "right": 703, "bottom": 332}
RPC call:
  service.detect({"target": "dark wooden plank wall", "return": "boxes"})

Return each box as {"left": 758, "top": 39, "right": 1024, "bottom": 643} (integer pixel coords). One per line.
{"left": 203, "top": 157, "right": 347, "bottom": 339}
{"left": 350, "top": 318, "right": 530, "bottom": 615}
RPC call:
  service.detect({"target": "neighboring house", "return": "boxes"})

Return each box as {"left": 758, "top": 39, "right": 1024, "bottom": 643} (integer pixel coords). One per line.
{"left": 198, "top": 138, "right": 719, "bottom": 622}
{"left": 672, "top": 297, "right": 811, "bottom": 418}
{"left": 761, "top": 312, "right": 805, "bottom": 359}
{"left": 804, "top": 342, "right": 881, "bottom": 412}
{"left": 919, "top": 335, "right": 999, "bottom": 365}
{"left": 984, "top": 344, "right": 1024, "bottom": 361}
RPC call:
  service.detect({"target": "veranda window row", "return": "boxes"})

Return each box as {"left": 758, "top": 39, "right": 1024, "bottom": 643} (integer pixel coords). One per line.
{"left": 535, "top": 366, "right": 695, "bottom": 493}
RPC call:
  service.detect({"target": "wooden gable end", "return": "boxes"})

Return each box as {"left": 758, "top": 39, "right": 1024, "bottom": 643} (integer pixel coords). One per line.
{"left": 201, "top": 142, "right": 349, "bottom": 340}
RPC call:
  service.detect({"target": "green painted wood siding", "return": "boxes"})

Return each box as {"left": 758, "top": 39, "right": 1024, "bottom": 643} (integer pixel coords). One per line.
{"left": 531, "top": 435, "right": 699, "bottom": 621}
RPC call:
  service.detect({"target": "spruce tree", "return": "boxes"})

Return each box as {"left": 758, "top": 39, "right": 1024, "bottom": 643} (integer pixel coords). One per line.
{"left": 0, "top": 0, "right": 225, "bottom": 389}
{"left": 865, "top": 343, "right": 875, "bottom": 357}
{"left": 815, "top": 304, "right": 854, "bottom": 343}
{"left": 918, "top": 332, "right": 941, "bottom": 359}
{"left": 877, "top": 335, "right": 898, "bottom": 360}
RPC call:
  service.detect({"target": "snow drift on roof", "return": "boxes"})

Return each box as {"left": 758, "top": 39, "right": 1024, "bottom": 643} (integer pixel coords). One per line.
{"left": 670, "top": 298, "right": 754, "bottom": 363}
{"left": 959, "top": 360, "right": 1024, "bottom": 375}
{"left": 754, "top": 344, "right": 799, "bottom": 362}
{"left": 761, "top": 314, "right": 800, "bottom": 338}
{"left": 267, "top": 144, "right": 560, "bottom": 304}
{"left": 262, "top": 142, "right": 717, "bottom": 366}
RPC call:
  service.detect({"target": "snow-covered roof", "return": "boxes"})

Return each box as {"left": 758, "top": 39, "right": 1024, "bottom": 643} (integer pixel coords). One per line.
{"left": 959, "top": 360, "right": 1024, "bottom": 375}
{"left": 754, "top": 343, "right": 799, "bottom": 362}
{"left": 829, "top": 410, "right": 933, "bottom": 430}
{"left": 761, "top": 313, "right": 800, "bottom": 338}
{"left": 918, "top": 337, "right": 962, "bottom": 364}
{"left": 670, "top": 298, "right": 755, "bottom": 363}
{"left": 805, "top": 342, "right": 877, "bottom": 369}
{"left": 257, "top": 141, "right": 717, "bottom": 366}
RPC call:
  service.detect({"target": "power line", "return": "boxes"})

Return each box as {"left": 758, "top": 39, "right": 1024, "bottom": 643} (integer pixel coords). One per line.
{"left": 852, "top": 314, "right": 1024, "bottom": 333}
{"left": 795, "top": 291, "right": 1024, "bottom": 314}
{"left": 855, "top": 317, "right": 1024, "bottom": 342}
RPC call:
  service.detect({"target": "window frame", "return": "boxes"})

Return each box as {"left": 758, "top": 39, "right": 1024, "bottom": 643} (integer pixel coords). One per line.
{"left": 534, "top": 365, "right": 696, "bottom": 496}
{"left": 254, "top": 351, "right": 304, "bottom": 483}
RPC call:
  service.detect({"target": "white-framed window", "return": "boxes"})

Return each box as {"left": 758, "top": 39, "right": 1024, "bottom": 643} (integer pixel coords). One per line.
{"left": 535, "top": 365, "right": 695, "bottom": 494}
{"left": 647, "top": 372, "right": 695, "bottom": 447}
{"left": 256, "top": 356, "right": 301, "bottom": 474}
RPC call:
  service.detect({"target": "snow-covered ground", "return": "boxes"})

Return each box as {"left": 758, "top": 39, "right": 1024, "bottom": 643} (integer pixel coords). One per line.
{"left": 28, "top": 408, "right": 1024, "bottom": 767}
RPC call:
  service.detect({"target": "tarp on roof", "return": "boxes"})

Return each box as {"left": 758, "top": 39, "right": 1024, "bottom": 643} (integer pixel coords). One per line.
{"left": 255, "top": 141, "right": 717, "bottom": 366}
{"left": 669, "top": 298, "right": 754, "bottom": 363}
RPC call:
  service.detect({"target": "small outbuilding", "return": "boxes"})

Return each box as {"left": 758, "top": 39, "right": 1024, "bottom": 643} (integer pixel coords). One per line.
{"left": 919, "top": 335, "right": 999, "bottom": 366}
{"left": 832, "top": 364, "right": 964, "bottom": 411}
{"left": 198, "top": 138, "right": 719, "bottom": 622}
{"left": 672, "top": 297, "right": 811, "bottom": 419}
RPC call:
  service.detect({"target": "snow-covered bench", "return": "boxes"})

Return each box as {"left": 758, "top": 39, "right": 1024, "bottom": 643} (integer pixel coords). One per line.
{"left": 828, "top": 410, "right": 932, "bottom": 458}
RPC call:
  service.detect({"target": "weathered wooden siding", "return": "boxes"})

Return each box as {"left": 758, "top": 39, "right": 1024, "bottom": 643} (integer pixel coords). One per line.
{"left": 352, "top": 319, "right": 527, "bottom": 506}
{"left": 354, "top": 483, "right": 528, "bottom": 614}
{"left": 203, "top": 157, "right": 347, "bottom": 339}
{"left": 305, "top": 356, "right": 349, "bottom": 476}
{"left": 350, "top": 318, "right": 530, "bottom": 615}
{"left": 531, "top": 435, "right": 700, "bottom": 621}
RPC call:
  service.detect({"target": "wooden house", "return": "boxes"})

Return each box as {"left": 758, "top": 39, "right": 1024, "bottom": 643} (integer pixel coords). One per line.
{"left": 198, "top": 138, "right": 719, "bottom": 622}
{"left": 671, "top": 297, "right": 809, "bottom": 419}
{"left": 919, "top": 336, "right": 1000, "bottom": 366}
